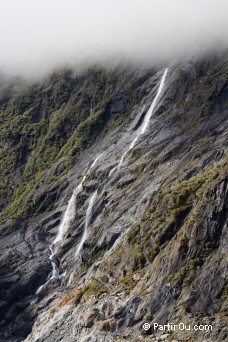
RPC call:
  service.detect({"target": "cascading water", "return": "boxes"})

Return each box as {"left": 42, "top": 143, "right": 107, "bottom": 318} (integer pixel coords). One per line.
{"left": 66, "top": 68, "right": 169, "bottom": 289}
{"left": 68, "top": 190, "right": 98, "bottom": 285}
{"left": 109, "top": 68, "right": 168, "bottom": 177}
{"left": 35, "top": 249, "right": 60, "bottom": 295}
{"left": 49, "top": 247, "right": 59, "bottom": 279}
{"left": 75, "top": 190, "right": 97, "bottom": 258}
{"left": 35, "top": 154, "right": 102, "bottom": 295}
{"left": 36, "top": 69, "right": 168, "bottom": 292}
{"left": 54, "top": 154, "right": 102, "bottom": 244}
{"left": 53, "top": 191, "right": 77, "bottom": 244}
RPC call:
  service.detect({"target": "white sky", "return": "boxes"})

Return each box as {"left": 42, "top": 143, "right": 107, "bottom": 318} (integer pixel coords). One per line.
{"left": 0, "top": 0, "right": 228, "bottom": 75}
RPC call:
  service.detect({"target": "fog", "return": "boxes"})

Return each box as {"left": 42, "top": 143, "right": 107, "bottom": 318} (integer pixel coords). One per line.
{"left": 0, "top": 0, "right": 228, "bottom": 76}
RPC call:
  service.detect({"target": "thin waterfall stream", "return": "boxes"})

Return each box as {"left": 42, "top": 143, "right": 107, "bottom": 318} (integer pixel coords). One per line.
{"left": 75, "top": 190, "right": 98, "bottom": 258}
{"left": 49, "top": 247, "right": 59, "bottom": 279}
{"left": 35, "top": 68, "right": 168, "bottom": 293}
{"left": 68, "top": 68, "right": 168, "bottom": 285}
{"left": 35, "top": 154, "right": 102, "bottom": 295}
{"left": 54, "top": 154, "right": 102, "bottom": 244}
{"left": 68, "top": 190, "right": 98, "bottom": 285}
{"left": 109, "top": 68, "right": 168, "bottom": 176}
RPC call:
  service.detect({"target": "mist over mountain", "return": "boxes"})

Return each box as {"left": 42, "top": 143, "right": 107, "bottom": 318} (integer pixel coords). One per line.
{"left": 1, "top": 0, "right": 228, "bottom": 76}
{"left": 0, "top": 2, "right": 228, "bottom": 342}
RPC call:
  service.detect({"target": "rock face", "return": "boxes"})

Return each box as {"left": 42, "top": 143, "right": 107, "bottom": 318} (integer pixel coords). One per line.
{"left": 0, "top": 53, "right": 228, "bottom": 341}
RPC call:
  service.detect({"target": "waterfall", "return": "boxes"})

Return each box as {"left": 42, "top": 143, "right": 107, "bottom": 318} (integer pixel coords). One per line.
{"left": 116, "top": 68, "right": 168, "bottom": 171}
{"left": 35, "top": 155, "right": 102, "bottom": 295}
{"left": 35, "top": 69, "right": 168, "bottom": 292}
{"left": 35, "top": 247, "right": 59, "bottom": 295}
{"left": 53, "top": 191, "right": 77, "bottom": 244}
{"left": 49, "top": 247, "right": 59, "bottom": 279}
{"left": 75, "top": 190, "right": 97, "bottom": 258}
{"left": 54, "top": 154, "right": 102, "bottom": 244}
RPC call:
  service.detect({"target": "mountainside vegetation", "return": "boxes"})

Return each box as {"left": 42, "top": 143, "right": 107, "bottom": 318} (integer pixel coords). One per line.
{"left": 0, "top": 52, "right": 227, "bottom": 342}
{"left": 0, "top": 65, "right": 156, "bottom": 222}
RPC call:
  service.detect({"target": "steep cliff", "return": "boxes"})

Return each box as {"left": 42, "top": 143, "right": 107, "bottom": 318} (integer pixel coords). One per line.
{"left": 0, "top": 52, "right": 227, "bottom": 342}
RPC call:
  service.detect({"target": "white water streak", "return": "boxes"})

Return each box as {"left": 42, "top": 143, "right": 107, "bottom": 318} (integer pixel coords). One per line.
{"left": 35, "top": 247, "right": 58, "bottom": 294}
{"left": 36, "top": 69, "right": 168, "bottom": 291}
{"left": 75, "top": 190, "right": 97, "bottom": 258}
{"left": 36, "top": 155, "right": 102, "bottom": 294}
{"left": 54, "top": 154, "right": 102, "bottom": 244}
{"left": 117, "top": 68, "right": 168, "bottom": 170}
{"left": 49, "top": 247, "right": 59, "bottom": 279}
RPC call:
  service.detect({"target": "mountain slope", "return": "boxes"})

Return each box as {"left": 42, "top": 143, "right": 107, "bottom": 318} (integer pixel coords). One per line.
{"left": 0, "top": 53, "right": 227, "bottom": 342}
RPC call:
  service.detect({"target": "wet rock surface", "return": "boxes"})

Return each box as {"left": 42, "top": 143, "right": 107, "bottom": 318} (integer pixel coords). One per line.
{"left": 0, "top": 53, "right": 228, "bottom": 341}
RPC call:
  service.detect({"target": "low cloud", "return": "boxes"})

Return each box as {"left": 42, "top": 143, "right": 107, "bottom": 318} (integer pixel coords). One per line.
{"left": 0, "top": 0, "right": 228, "bottom": 75}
